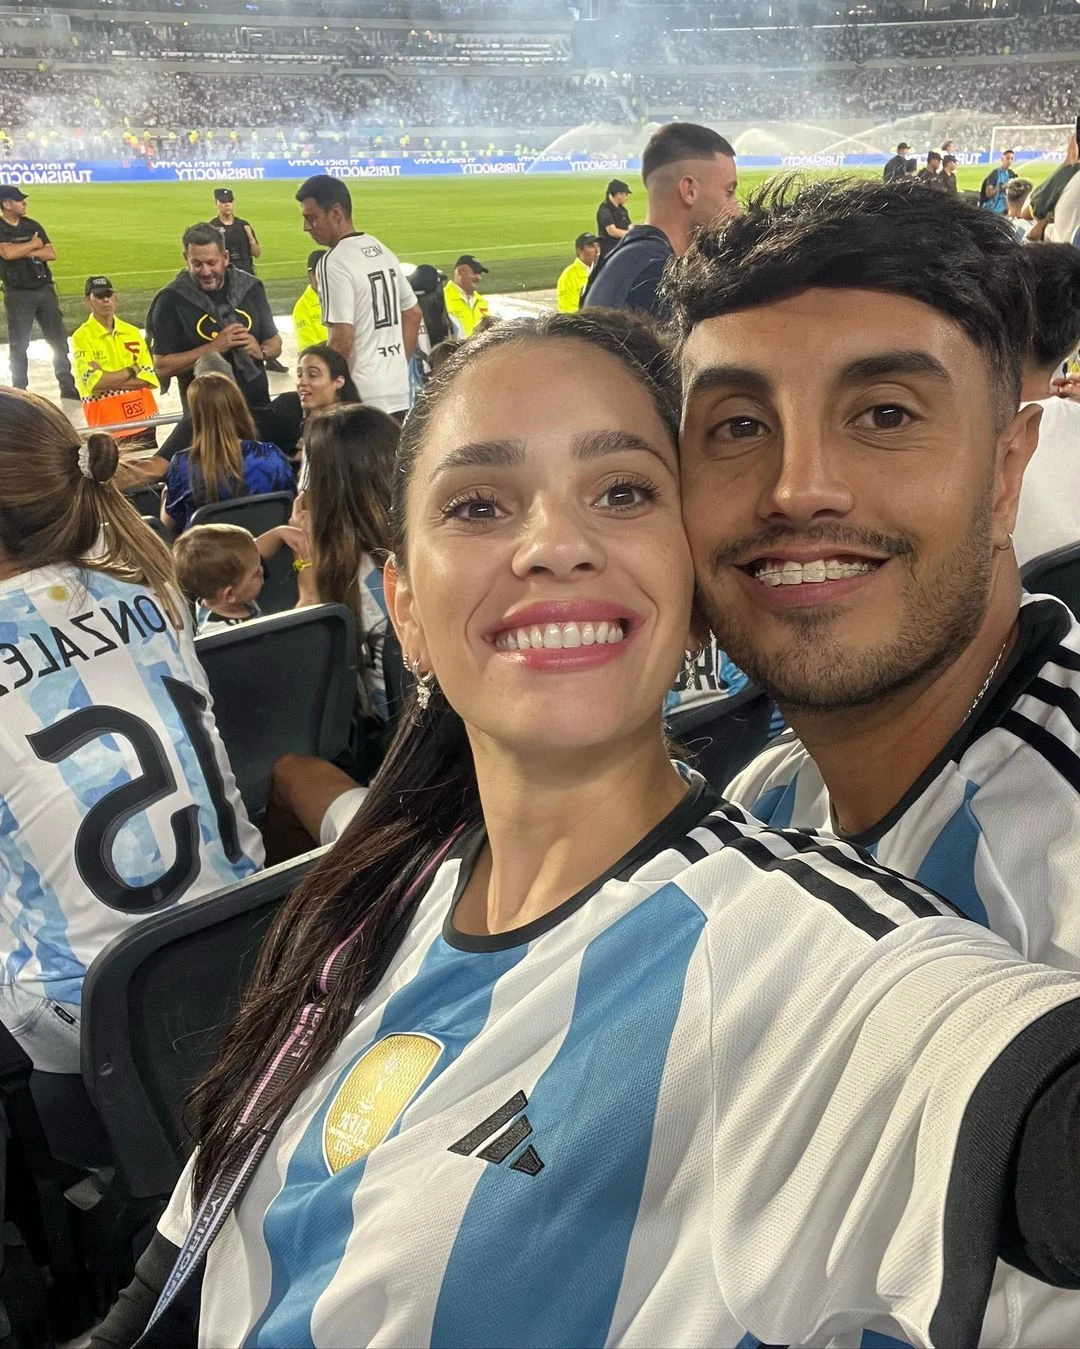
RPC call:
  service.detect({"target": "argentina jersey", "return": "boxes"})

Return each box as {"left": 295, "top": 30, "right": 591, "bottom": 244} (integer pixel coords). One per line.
{"left": 0, "top": 565, "right": 263, "bottom": 1004}
{"left": 158, "top": 774, "right": 1080, "bottom": 1348}
{"left": 357, "top": 552, "right": 389, "bottom": 721}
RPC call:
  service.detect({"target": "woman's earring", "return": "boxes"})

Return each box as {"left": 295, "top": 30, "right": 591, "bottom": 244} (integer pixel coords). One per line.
{"left": 682, "top": 649, "right": 702, "bottom": 691}
{"left": 411, "top": 657, "right": 436, "bottom": 712}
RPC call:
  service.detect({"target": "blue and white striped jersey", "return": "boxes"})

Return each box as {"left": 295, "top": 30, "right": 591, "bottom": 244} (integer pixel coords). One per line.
{"left": 159, "top": 775, "right": 1080, "bottom": 1348}
{"left": 726, "top": 591, "right": 1080, "bottom": 1345}
{"left": 0, "top": 565, "right": 263, "bottom": 1005}
{"left": 358, "top": 552, "right": 389, "bottom": 721}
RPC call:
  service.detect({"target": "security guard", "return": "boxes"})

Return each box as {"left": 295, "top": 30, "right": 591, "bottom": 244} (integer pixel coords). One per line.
{"left": 72, "top": 275, "right": 159, "bottom": 447}
{"left": 207, "top": 187, "right": 260, "bottom": 276}
{"left": 292, "top": 249, "right": 329, "bottom": 351}
{"left": 556, "top": 233, "right": 601, "bottom": 312}
{"left": 0, "top": 185, "right": 78, "bottom": 399}
{"left": 443, "top": 254, "right": 491, "bottom": 337}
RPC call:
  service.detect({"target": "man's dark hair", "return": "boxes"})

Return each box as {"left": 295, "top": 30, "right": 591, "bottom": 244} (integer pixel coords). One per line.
{"left": 667, "top": 176, "right": 1032, "bottom": 416}
{"left": 943, "top": 154, "right": 958, "bottom": 167}
{"left": 642, "top": 122, "right": 735, "bottom": 184}
{"left": 182, "top": 223, "right": 225, "bottom": 253}
{"left": 927, "top": 151, "right": 942, "bottom": 165}
{"left": 295, "top": 174, "right": 352, "bottom": 216}
{"left": 1022, "top": 243, "right": 1080, "bottom": 369}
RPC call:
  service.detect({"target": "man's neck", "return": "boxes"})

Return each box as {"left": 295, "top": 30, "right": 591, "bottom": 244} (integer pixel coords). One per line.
{"left": 97, "top": 315, "right": 115, "bottom": 333}
{"left": 1020, "top": 362, "right": 1057, "bottom": 403}
{"left": 642, "top": 211, "right": 686, "bottom": 257}
{"left": 1, "top": 210, "right": 19, "bottom": 228}
{"left": 784, "top": 579, "right": 1023, "bottom": 836}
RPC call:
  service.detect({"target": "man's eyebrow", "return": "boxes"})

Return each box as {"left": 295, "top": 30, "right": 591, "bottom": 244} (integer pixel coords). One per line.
{"left": 838, "top": 351, "right": 954, "bottom": 386}
{"left": 683, "top": 365, "right": 773, "bottom": 402}
{"left": 572, "top": 429, "right": 676, "bottom": 473}
{"left": 428, "top": 439, "right": 526, "bottom": 480}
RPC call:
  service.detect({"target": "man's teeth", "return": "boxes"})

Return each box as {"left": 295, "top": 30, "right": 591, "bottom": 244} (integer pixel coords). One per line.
{"left": 495, "top": 620, "right": 626, "bottom": 651}
{"left": 753, "top": 558, "right": 879, "bottom": 587}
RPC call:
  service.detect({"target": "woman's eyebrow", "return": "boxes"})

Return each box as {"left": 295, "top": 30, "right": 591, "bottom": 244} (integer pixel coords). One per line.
{"left": 429, "top": 439, "right": 526, "bottom": 481}
{"left": 572, "top": 429, "right": 676, "bottom": 474}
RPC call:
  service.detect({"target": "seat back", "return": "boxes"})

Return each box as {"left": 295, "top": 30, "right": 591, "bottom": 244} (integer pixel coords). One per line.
{"left": 195, "top": 604, "right": 357, "bottom": 818}
{"left": 665, "top": 682, "right": 776, "bottom": 793}
{"left": 190, "top": 492, "right": 298, "bottom": 615}
{"left": 81, "top": 850, "right": 327, "bottom": 1200}
{"left": 140, "top": 514, "right": 172, "bottom": 542}
{"left": 124, "top": 483, "right": 163, "bottom": 518}
{"left": 1021, "top": 540, "right": 1080, "bottom": 615}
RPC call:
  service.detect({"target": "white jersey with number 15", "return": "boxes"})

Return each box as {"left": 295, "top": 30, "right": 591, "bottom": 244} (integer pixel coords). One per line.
{"left": 316, "top": 233, "right": 419, "bottom": 416}
{"left": 0, "top": 564, "right": 263, "bottom": 1006}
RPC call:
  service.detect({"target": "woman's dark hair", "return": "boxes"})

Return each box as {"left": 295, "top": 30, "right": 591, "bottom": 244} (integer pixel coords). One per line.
{"left": 416, "top": 286, "right": 452, "bottom": 349}
{"left": 666, "top": 175, "right": 1033, "bottom": 425}
{"left": 1022, "top": 242, "right": 1080, "bottom": 369}
{"left": 298, "top": 343, "right": 362, "bottom": 404}
{"left": 0, "top": 389, "right": 182, "bottom": 627}
{"left": 301, "top": 403, "right": 397, "bottom": 631}
{"left": 188, "top": 308, "right": 679, "bottom": 1202}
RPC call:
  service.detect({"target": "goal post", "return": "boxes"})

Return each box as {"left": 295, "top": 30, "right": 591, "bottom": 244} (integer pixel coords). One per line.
{"left": 990, "top": 123, "right": 1072, "bottom": 162}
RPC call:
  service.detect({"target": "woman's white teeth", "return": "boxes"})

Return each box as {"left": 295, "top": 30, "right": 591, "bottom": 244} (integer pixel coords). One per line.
{"left": 754, "top": 558, "right": 877, "bottom": 587}
{"left": 498, "top": 621, "right": 625, "bottom": 651}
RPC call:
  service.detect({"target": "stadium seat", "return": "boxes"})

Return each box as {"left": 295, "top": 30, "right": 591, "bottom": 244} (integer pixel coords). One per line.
{"left": 123, "top": 483, "right": 163, "bottom": 518}
{"left": 189, "top": 491, "right": 299, "bottom": 614}
{"left": 196, "top": 603, "right": 358, "bottom": 819}
{"left": 665, "top": 682, "right": 776, "bottom": 793}
{"left": 80, "top": 849, "right": 327, "bottom": 1201}
{"left": 141, "top": 513, "right": 172, "bottom": 542}
{"left": 1021, "top": 540, "right": 1080, "bottom": 614}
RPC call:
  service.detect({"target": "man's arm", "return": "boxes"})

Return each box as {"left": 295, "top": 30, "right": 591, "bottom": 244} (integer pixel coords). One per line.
{"left": 402, "top": 304, "right": 421, "bottom": 361}
{"left": 0, "top": 233, "right": 44, "bottom": 260}
{"left": 154, "top": 324, "right": 248, "bottom": 379}
{"left": 85, "top": 366, "right": 155, "bottom": 393}
{"left": 245, "top": 224, "right": 262, "bottom": 260}
{"left": 325, "top": 322, "right": 354, "bottom": 362}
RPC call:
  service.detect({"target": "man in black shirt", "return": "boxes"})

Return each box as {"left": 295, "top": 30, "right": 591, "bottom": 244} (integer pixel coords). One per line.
{"left": 916, "top": 151, "right": 947, "bottom": 193}
{"left": 882, "top": 142, "right": 911, "bottom": 183}
{"left": 0, "top": 185, "right": 78, "bottom": 398}
{"left": 148, "top": 223, "right": 281, "bottom": 411}
{"left": 596, "top": 180, "right": 632, "bottom": 259}
{"left": 942, "top": 154, "right": 960, "bottom": 193}
{"left": 207, "top": 188, "right": 260, "bottom": 276}
{"left": 584, "top": 123, "right": 739, "bottom": 321}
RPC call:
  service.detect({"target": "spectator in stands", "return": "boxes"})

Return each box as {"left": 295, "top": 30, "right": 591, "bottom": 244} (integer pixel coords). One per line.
{"left": 266, "top": 343, "right": 361, "bottom": 465}
{"left": 596, "top": 178, "right": 632, "bottom": 258}
{"left": 174, "top": 522, "right": 265, "bottom": 633}
{"left": 148, "top": 223, "right": 282, "bottom": 413}
{"left": 443, "top": 255, "right": 491, "bottom": 338}
{"left": 942, "top": 154, "right": 959, "bottom": 193}
{"left": 1005, "top": 178, "right": 1035, "bottom": 238}
{"left": 981, "top": 147, "right": 1016, "bottom": 213}
{"left": 261, "top": 403, "right": 396, "bottom": 722}
{"left": 292, "top": 249, "right": 328, "bottom": 352}
{"left": 882, "top": 141, "right": 911, "bottom": 182}
{"left": 72, "top": 275, "right": 159, "bottom": 450}
{"left": 556, "top": 232, "right": 601, "bottom": 312}
{"left": 0, "top": 186, "right": 78, "bottom": 401}
{"left": 1032, "top": 134, "right": 1080, "bottom": 244}
{"left": 1011, "top": 243, "right": 1080, "bottom": 566}
{"left": 97, "top": 312, "right": 1080, "bottom": 1349}
{"left": 161, "top": 372, "right": 293, "bottom": 533}
{"left": 916, "top": 151, "right": 946, "bottom": 192}
{"left": 0, "top": 388, "right": 261, "bottom": 1071}
{"left": 584, "top": 122, "right": 738, "bottom": 320}
{"left": 408, "top": 264, "right": 453, "bottom": 400}
{"left": 295, "top": 174, "right": 420, "bottom": 420}
{"left": 207, "top": 187, "right": 260, "bottom": 277}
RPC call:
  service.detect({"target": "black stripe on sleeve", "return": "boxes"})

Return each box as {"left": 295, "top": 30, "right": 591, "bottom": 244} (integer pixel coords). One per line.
{"left": 695, "top": 812, "right": 898, "bottom": 940}
{"left": 716, "top": 808, "right": 957, "bottom": 923}
{"left": 930, "top": 998, "right": 1080, "bottom": 1346}
{"left": 1023, "top": 675, "right": 1080, "bottom": 739}
{"left": 1000, "top": 709, "right": 1080, "bottom": 794}
{"left": 1048, "top": 642, "right": 1080, "bottom": 674}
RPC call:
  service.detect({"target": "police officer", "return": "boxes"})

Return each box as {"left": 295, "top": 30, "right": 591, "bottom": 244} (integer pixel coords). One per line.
{"left": 207, "top": 188, "right": 260, "bottom": 275}
{"left": 596, "top": 179, "right": 632, "bottom": 260}
{"left": 0, "top": 186, "right": 78, "bottom": 399}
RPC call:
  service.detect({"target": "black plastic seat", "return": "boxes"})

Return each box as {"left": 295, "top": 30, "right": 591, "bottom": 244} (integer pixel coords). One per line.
{"left": 1021, "top": 540, "right": 1080, "bottom": 615}
{"left": 190, "top": 492, "right": 298, "bottom": 614}
{"left": 195, "top": 603, "right": 358, "bottom": 819}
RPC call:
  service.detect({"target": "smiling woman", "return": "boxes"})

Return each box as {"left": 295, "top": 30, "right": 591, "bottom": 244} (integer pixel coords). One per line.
{"left": 94, "top": 312, "right": 1080, "bottom": 1349}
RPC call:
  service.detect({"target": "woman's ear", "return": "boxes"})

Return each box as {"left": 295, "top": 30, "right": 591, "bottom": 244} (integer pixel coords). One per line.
{"left": 384, "top": 554, "right": 427, "bottom": 667}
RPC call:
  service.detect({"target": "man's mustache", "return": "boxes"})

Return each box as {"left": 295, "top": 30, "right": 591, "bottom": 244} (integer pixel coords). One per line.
{"left": 706, "top": 525, "right": 916, "bottom": 573}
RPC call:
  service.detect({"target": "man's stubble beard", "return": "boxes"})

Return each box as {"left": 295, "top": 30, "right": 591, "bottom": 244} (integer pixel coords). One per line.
{"left": 694, "top": 487, "right": 997, "bottom": 714}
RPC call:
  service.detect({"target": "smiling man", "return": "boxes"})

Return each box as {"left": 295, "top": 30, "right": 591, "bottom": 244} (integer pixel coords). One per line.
{"left": 672, "top": 177, "right": 1080, "bottom": 1342}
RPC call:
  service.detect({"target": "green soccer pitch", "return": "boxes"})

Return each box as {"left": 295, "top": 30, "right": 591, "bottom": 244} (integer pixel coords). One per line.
{"left": 17, "top": 165, "right": 1048, "bottom": 328}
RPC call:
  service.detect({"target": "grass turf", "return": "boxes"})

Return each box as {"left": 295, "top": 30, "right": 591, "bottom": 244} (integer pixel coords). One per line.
{"left": 15, "top": 165, "right": 1051, "bottom": 328}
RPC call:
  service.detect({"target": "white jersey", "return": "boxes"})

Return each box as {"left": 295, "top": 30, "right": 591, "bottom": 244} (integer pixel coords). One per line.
{"left": 159, "top": 774, "right": 1080, "bottom": 1348}
{"left": 726, "top": 591, "right": 1080, "bottom": 1345}
{"left": 315, "top": 233, "right": 418, "bottom": 415}
{"left": 1012, "top": 399, "right": 1080, "bottom": 568}
{"left": 0, "top": 565, "right": 263, "bottom": 1005}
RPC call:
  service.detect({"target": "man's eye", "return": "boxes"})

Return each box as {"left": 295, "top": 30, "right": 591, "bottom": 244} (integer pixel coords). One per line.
{"left": 710, "top": 417, "right": 768, "bottom": 441}
{"left": 853, "top": 405, "right": 915, "bottom": 431}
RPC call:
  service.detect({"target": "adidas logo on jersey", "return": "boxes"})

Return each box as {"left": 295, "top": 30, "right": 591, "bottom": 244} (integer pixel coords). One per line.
{"left": 448, "top": 1091, "right": 544, "bottom": 1176}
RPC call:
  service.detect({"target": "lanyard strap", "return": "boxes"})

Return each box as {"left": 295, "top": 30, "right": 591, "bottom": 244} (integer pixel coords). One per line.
{"left": 137, "top": 831, "right": 462, "bottom": 1343}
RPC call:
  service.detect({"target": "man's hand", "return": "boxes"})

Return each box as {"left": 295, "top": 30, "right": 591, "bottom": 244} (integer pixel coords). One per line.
{"left": 27, "top": 232, "right": 43, "bottom": 250}
{"left": 238, "top": 331, "right": 264, "bottom": 359}
{"left": 1051, "top": 375, "right": 1080, "bottom": 403}
{"left": 211, "top": 323, "right": 250, "bottom": 353}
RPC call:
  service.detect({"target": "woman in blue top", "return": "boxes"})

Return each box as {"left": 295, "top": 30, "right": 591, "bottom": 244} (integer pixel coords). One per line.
{"left": 161, "top": 373, "right": 294, "bottom": 533}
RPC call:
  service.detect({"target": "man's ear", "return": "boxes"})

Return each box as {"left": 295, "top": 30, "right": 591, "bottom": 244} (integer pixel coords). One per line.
{"left": 686, "top": 588, "right": 712, "bottom": 654}
{"left": 993, "top": 401, "right": 1041, "bottom": 545}
{"left": 679, "top": 173, "right": 697, "bottom": 209}
{"left": 384, "top": 554, "right": 428, "bottom": 669}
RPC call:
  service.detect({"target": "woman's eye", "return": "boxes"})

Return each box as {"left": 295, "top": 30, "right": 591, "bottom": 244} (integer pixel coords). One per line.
{"left": 443, "top": 494, "right": 504, "bottom": 522}
{"left": 854, "top": 405, "right": 914, "bottom": 431}
{"left": 595, "top": 481, "right": 657, "bottom": 510}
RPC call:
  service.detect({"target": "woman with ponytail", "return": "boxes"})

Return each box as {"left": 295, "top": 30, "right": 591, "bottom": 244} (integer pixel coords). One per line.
{"left": 97, "top": 316, "right": 1080, "bottom": 1349}
{"left": 0, "top": 389, "right": 263, "bottom": 1073}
